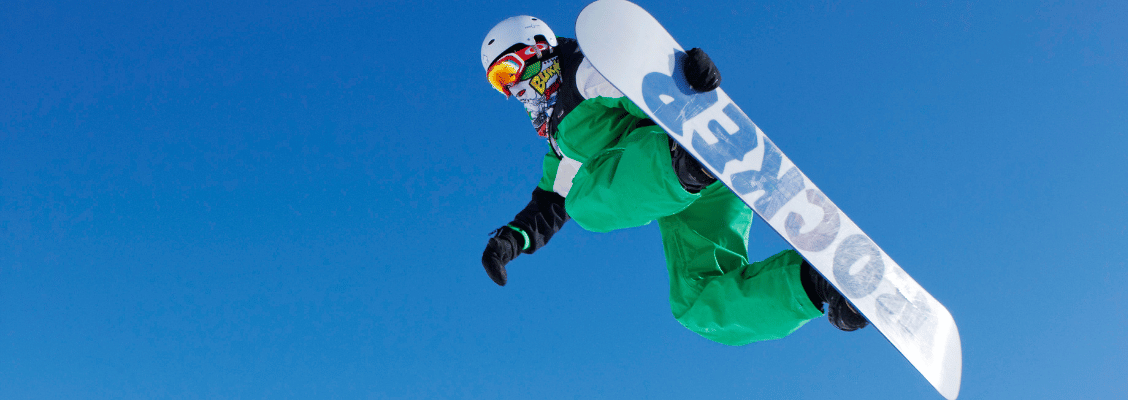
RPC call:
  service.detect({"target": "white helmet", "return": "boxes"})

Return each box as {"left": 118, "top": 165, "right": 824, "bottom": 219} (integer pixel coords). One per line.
{"left": 481, "top": 16, "right": 559, "bottom": 71}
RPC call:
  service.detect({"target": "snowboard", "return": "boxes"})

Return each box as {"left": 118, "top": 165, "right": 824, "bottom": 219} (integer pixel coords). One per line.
{"left": 575, "top": 1, "right": 961, "bottom": 399}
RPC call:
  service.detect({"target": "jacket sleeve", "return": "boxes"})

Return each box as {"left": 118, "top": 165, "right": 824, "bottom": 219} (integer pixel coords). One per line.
{"left": 508, "top": 187, "right": 570, "bottom": 254}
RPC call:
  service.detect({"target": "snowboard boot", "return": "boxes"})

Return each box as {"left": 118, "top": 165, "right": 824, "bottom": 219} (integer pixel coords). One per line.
{"left": 669, "top": 137, "right": 717, "bottom": 194}
{"left": 800, "top": 261, "right": 869, "bottom": 331}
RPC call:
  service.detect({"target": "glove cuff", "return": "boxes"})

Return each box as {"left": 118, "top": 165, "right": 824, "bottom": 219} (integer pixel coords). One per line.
{"left": 505, "top": 224, "right": 531, "bottom": 251}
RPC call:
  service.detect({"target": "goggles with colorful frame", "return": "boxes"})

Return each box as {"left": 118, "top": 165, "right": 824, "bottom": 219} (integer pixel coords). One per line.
{"left": 487, "top": 42, "right": 553, "bottom": 97}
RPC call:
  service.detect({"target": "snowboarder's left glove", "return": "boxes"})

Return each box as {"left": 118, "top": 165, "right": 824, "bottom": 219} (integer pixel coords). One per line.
{"left": 481, "top": 225, "right": 528, "bottom": 286}
{"left": 683, "top": 48, "right": 721, "bottom": 92}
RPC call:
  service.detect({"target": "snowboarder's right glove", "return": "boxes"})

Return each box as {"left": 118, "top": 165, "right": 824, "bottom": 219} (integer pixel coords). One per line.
{"left": 683, "top": 48, "right": 722, "bottom": 92}
{"left": 481, "top": 225, "right": 528, "bottom": 286}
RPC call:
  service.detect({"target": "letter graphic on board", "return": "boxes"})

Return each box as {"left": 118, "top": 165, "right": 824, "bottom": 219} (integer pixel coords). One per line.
{"left": 729, "top": 138, "right": 805, "bottom": 220}
{"left": 785, "top": 189, "right": 841, "bottom": 252}
{"left": 832, "top": 234, "right": 885, "bottom": 298}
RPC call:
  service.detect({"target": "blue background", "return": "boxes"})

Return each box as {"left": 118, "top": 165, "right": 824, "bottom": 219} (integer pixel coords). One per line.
{"left": 3, "top": 0, "right": 1126, "bottom": 399}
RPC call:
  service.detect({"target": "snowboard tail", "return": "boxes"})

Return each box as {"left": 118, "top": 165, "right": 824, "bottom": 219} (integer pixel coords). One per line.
{"left": 576, "top": 1, "right": 961, "bottom": 399}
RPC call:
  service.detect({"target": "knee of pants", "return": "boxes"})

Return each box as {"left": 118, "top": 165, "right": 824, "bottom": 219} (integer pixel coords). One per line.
{"left": 666, "top": 250, "right": 822, "bottom": 346}
{"left": 564, "top": 150, "right": 653, "bottom": 233}
{"left": 565, "top": 130, "right": 698, "bottom": 233}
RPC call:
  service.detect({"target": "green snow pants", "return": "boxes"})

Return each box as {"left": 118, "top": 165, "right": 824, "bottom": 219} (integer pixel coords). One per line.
{"left": 564, "top": 125, "right": 823, "bottom": 346}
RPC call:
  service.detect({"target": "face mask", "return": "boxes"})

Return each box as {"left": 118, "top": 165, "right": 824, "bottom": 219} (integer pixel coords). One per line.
{"left": 513, "top": 58, "right": 562, "bottom": 138}
{"left": 486, "top": 43, "right": 562, "bottom": 138}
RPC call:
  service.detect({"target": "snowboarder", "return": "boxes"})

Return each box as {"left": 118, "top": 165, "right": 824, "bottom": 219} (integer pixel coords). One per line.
{"left": 479, "top": 15, "right": 867, "bottom": 346}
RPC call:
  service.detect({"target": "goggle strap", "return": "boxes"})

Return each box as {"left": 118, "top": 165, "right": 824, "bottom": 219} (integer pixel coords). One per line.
{"left": 487, "top": 43, "right": 531, "bottom": 72}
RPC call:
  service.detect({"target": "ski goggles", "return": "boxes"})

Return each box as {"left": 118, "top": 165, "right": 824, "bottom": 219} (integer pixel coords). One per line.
{"left": 487, "top": 42, "right": 552, "bottom": 97}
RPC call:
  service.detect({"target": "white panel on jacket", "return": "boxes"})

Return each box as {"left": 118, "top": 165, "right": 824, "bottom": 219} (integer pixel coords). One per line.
{"left": 575, "top": 58, "right": 625, "bottom": 100}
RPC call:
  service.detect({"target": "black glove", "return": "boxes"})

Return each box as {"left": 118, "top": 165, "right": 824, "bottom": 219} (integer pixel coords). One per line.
{"left": 481, "top": 226, "right": 526, "bottom": 286}
{"left": 683, "top": 48, "right": 721, "bottom": 92}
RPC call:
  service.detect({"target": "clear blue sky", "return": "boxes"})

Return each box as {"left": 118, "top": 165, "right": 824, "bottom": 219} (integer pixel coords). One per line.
{"left": 3, "top": 1, "right": 1126, "bottom": 399}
